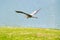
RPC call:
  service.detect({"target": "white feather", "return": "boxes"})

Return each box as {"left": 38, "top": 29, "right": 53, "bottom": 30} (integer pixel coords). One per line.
{"left": 30, "top": 9, "right": 41, "bottom": 15}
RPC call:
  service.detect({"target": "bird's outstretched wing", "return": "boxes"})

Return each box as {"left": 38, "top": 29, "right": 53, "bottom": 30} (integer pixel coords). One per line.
{"left": 30, "top": 9, "right": 41, "bottom": 15}
{"left": 16, "top": 11, "right": 30, "bottom": 16}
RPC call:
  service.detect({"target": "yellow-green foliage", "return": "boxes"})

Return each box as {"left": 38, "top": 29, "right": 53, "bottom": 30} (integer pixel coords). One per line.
{"left": 0, "top": 27, "right": 60, "bottom": 40}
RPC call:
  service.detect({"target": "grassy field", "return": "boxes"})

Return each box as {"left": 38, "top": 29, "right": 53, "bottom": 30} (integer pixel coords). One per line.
{"left": 0, "top": 27, "right": 60, "bottom": 40}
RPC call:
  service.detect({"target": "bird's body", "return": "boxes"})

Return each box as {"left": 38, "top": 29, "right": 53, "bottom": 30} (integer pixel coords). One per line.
{"left": 16, "top": 9, "right": 40, "bottom": 19}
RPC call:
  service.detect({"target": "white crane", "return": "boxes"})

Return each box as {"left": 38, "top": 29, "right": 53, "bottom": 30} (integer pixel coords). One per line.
{"left": 16, "top": 9, "right": 41, "bottom": 19}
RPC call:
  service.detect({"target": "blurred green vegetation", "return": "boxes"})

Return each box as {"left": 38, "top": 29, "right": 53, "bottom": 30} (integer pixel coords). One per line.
{"left": 0, "top": 27, "right": 60, "bottom": 40}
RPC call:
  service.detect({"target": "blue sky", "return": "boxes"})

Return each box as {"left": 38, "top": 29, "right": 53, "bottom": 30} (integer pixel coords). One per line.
{"left": 0, "top": 0, "right": 60, "bottom": 28}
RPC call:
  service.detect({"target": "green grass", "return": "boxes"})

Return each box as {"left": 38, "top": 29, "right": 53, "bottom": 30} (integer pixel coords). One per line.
{"left": 0, "top": 27, "right": 60, "bottom": 40}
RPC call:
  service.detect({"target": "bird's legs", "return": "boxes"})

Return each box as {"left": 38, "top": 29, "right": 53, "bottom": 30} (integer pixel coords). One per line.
{"left": 32, "top": 16, "right": 38, "bottom": 19}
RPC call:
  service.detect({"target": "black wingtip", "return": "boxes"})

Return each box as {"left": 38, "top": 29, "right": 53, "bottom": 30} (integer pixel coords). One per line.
{"left": 15, "top": 11, "right": 20, "bottom": 13}
{"left": 15, "top": 10, "right": 24, "bottom": 13}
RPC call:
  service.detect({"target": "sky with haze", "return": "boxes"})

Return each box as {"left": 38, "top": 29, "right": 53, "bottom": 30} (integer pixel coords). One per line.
{"left": 0, "top": 0, "right": 60, "bottom": 28}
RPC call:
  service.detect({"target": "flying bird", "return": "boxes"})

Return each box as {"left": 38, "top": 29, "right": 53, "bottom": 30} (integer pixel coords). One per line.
{"left": 16, "top": 9, "right": 41, "bottom": 19}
